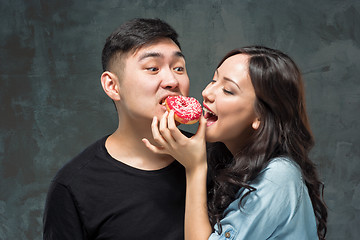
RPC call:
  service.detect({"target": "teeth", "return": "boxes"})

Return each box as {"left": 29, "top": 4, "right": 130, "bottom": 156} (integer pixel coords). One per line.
{"left": 203, "top": 107, "right": 217, "bottom": 116}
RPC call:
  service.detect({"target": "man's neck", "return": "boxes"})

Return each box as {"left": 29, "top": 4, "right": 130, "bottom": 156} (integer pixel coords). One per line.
{"left": 105, "top": 123, "right": 175, "bottom": 171}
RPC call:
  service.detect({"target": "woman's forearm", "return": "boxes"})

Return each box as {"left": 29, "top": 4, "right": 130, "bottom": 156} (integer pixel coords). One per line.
{"left": 141, "top": 113, "right": 210, "bottom": 238}
{"left": 184, "top": 167, "right": 212, "bottom": 240}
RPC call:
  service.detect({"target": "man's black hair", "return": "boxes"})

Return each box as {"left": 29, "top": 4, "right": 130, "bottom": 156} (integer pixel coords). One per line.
{"left": 102, "top": 18, "right": 181, "bottom": 72}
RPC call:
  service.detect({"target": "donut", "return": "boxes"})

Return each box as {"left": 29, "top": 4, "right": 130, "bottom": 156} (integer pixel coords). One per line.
{"left": 164, "top": 95, "right": 202, "bottom": 124}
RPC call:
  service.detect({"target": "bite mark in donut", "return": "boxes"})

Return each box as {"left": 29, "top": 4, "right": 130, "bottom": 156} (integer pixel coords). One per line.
{"left": 164, "top": 95, "right": 202, "bottom": 124}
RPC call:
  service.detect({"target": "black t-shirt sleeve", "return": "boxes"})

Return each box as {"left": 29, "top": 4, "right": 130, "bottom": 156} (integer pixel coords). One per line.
{"left": 43, "top": 181, "right": 85, "bottom": 240}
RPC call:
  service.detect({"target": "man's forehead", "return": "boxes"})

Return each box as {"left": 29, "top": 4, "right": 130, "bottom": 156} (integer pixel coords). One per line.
{"left": 131, "top": 39, "right": 183, "bottom": 59}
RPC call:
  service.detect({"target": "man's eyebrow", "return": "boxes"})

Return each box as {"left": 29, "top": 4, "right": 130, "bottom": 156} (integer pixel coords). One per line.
{"left": 174, "top": 51, "right": 185, "bottom": 59}
{"left": 138, "top": 52, "right": 162, "bottom": 61}
{"left": 138, "top": 51, "right": 185, "bottom": 62}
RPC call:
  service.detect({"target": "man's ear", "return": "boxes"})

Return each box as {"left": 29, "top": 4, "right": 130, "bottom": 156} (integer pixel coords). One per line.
{"left": 252, "top": 118, "right": 260, "bottom": 130}
{"left": 101, "top": 71, "right": 121, "bottom": 101}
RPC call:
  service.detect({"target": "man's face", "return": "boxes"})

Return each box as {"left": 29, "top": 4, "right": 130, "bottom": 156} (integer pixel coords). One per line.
{"left": 116, "top": 38, "right": 190, "bottom": 123}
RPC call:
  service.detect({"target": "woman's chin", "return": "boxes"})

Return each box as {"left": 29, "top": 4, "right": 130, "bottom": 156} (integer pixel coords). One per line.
{"left": 205, "top": 128, "right": 220, "bottom": 143}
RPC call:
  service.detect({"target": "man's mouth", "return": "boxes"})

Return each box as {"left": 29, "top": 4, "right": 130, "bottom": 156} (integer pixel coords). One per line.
{"left": 203, "top": 107, "right": 218, "bottom": 126}
{"left": 159, "top": 94, "right": 180, "bottom": 106}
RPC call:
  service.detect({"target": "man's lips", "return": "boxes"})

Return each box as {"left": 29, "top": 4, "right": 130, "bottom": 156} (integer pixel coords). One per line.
{"left": 159, "top": 94, "right": 181, "bottom": 105}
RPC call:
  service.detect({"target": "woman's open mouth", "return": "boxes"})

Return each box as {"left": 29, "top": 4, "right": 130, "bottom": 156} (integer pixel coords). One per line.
{"left": 203, "top": 106, "right": 218, "bottom": 127}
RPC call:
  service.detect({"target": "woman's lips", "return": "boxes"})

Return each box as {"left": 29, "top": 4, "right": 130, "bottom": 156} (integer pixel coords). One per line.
{"left": 203, "top": 103, "right": 218, "bottom": 127}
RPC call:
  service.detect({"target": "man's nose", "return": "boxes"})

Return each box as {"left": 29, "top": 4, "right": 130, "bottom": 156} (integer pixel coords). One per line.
{"left": 161, "top": 69, "right": 179, "bottom": 89}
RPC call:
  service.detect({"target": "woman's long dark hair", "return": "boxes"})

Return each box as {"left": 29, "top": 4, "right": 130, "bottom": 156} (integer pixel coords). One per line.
{"left": 207, "top": 46, "right": 327, "bottom": 239}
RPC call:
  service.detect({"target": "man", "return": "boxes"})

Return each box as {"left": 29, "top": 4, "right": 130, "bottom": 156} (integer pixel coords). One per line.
{"left": 43, "top": 18, "right": 190, "bottom": 239}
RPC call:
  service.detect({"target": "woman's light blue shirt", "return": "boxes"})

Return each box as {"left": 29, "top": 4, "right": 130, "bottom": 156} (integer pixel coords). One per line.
{"left": 208, "top": 157, "right": 318, "bottom": 240}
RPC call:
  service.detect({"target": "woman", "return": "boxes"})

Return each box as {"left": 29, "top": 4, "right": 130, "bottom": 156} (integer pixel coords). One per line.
{"left": 143, "top": 46, "right": 327, "bottom": 239}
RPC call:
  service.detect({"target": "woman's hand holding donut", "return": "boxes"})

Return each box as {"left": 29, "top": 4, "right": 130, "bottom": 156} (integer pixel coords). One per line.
{"left": 143, "top": 110, "right": 212, "bottom": 240}
{"left": 142, "top": 110, "right": 207, "bottom": 173}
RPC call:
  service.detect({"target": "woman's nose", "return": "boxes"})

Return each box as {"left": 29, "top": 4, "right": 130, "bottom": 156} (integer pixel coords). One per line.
{"left": 202, "top": 83, "right": 215, "bottom": 102}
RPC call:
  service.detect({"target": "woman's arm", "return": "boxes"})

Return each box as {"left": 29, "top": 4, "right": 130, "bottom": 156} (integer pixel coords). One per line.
{"left": 142, "top": 111, "right": 212, "bottom": 240}
{"left": 184, "top": 163, "right": 212, "bottom": 240}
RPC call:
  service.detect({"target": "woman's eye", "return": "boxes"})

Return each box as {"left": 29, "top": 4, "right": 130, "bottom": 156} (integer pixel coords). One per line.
{"left": 222, "top": 88, "right": 233, "bottom": 95}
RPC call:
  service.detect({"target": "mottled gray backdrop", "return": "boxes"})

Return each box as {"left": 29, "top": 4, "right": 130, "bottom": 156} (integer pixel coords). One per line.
{"left": 1, "top": 0, "right": 359, "bottom": 239}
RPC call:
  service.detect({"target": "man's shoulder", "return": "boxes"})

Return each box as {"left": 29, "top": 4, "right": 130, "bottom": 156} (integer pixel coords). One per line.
{"left": 52, "top": 136, "right": 108, "bottom": 185}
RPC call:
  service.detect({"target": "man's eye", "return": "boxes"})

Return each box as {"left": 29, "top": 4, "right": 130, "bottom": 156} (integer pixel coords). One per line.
{"left": 174, "top": 67, "right": 184, "bottom": 72}
{"left": 146, "top": 67, "right": 159, "bottom": 72}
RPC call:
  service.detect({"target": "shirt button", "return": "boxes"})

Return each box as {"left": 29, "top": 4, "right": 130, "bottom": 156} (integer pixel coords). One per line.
{"left": 225, "top": 232, "right": 231, "bottom": 238}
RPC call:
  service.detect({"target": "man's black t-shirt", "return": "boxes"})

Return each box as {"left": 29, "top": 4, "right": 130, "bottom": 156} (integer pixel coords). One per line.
{"left": 43, "top": 136, "right": 186, "bottom": 239}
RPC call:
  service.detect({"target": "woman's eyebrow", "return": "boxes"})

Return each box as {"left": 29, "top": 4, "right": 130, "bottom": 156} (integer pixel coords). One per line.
{"left": 216, "top": 70, "right": 241, "bottom": 90}
{"left": 223, "top": 77, "right": 240, "bottom": 89}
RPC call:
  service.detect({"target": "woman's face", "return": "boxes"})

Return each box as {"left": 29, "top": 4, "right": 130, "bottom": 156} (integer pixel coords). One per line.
{"left": 202, "top": 54, "right": 260, "bottom": 153}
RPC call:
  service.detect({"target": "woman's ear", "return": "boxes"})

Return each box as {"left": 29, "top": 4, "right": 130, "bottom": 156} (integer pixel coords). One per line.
{"left": 252, "top": 118, "right": 260, "bottom": 130}
{"left": 101, "top": 71, "right": 121, "bottom": 101}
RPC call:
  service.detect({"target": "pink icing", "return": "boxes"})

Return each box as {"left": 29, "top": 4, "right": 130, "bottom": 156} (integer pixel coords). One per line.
{"left": 166, "top": 96, "right": 202, "bottom": 122}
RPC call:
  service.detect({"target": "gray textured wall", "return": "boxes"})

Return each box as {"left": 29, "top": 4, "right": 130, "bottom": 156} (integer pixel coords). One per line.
{"left": 1, "top": 0, "right": 359, "bottom": 239}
